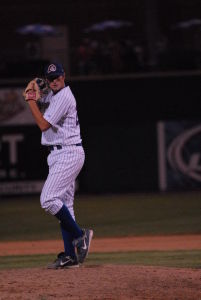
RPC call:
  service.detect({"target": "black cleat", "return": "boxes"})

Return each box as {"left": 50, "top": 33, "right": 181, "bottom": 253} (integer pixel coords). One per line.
{"left": 47, "top": 252, "right": 79, "bottom": 269}
{"left": 73, "top": 229, "right": 93, "bottom": 264}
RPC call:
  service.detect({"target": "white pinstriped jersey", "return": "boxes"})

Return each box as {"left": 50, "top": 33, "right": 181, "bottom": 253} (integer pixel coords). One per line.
{"left": 39, "top": 85, "right": 85, "bottom": 216}
{"left": 40, "top": 86, "right": 82, "bottom": 146}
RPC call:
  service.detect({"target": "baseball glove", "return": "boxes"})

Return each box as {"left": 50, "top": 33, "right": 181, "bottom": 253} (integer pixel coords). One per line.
{"left": 23, "top": 78, "right": 49, "bottom": 101}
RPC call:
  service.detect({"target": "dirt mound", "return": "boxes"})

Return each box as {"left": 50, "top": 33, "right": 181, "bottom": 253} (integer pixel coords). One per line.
{"left": 1, "top": 235, "right": 201, "bottom": 299}
{"left": 0, "top": 265, "right": 200, "bottom": 300}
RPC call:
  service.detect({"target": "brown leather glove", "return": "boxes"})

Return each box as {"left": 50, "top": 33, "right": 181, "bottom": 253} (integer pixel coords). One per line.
{"left": 23, "top": 78, "right": 49, "bottom": 101}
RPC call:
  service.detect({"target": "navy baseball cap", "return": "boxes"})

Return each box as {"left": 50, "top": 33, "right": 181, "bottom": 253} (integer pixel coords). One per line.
{"left": 44, "top": 62, "right": 64, "bottom": 78}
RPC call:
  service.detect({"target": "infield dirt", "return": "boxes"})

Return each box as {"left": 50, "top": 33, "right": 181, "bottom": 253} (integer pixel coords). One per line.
{"left": 0, "top": 235, "right": 201, "bottom": 300}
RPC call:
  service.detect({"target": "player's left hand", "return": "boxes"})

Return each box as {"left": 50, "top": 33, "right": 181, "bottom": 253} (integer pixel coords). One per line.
{"left": 23, "top": 78, "right": 49, "bottom": 102}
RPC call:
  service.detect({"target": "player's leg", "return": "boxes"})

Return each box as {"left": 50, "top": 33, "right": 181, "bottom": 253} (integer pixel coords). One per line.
{"left": 62, "top": 180, "right": 93, "bottom": 264}
{"left": 40, "top": 147, "right": 84, "bottom": 238}
{"left": 48, "top": 182, "right": 78, "bottom": 269}
{"left": 60, "top": 226, "right": 76, "bottom": 259}
{"left": 41, "top": 147, "right": 93, "bottom": 267}
{"left": 61, "top": 181, "right": 77, "bottom": 259}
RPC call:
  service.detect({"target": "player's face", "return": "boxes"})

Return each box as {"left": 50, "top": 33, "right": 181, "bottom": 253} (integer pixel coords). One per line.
{"left": 47, "top": 75, "right": 65, "bottom": 93}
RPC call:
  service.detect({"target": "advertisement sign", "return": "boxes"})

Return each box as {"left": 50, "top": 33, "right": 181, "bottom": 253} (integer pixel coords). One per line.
{"left": 0, "top": 88, "right": 46, "bottom": 195}
{"left": 0, "top": 88, "right": 35, "bottom": 125}
{"left": 157, "top": 121, "right": 201, "bottom": 191}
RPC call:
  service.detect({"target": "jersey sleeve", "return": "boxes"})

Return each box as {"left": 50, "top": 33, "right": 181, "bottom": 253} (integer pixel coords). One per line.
{"left": 43, "top": 88, "right": 71, "bottom": 126}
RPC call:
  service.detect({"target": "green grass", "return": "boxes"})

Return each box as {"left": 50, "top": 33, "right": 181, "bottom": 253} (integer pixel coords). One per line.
{"left": 0, "top": 250, "right": 200, "bottom": 270}
{"left": 0, "top": 191, "right": 201, "bottom": 240}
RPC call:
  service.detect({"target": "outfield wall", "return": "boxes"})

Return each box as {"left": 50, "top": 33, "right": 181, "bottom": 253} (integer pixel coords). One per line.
{"left": 0, "top": 72, "right": 201, "bottom": 195}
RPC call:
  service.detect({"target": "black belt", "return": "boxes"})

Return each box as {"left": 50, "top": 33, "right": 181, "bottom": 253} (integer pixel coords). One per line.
{"left": 47, "top": 143, "right": 82, "bottom": 151}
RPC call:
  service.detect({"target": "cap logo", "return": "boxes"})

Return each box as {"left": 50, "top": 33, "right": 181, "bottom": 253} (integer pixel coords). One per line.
{"left": 47, "top": 64, "right": 57, "bottom": 73}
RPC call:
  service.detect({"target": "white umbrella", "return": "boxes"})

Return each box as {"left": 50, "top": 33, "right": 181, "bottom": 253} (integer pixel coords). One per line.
{"left": 16, "top": 24, "right": 58, "bottom": 36}
{"left": 172, "top": 19, "right": 201, "bottom": 30}
{"left": 84, "top": 20, "right": 133, "bottom": 33}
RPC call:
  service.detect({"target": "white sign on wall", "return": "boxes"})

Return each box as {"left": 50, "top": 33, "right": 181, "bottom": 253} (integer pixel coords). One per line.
{"left": 157, "top": 121, "right": 201, "bottom": 191}
{"left": 0, "top": 88, "right": 35, "bottom": 126}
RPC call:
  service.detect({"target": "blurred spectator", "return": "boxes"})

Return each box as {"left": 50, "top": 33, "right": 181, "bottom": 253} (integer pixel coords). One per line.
{"left": 73, "top": 37, "right": 144, "bottom": 76}
{"left": 75, "top": 38, "right": 94, "bottom": 75}
{"left": 120, "top": 40, "right": 143, "bottom": 73}
{"left": 25, "top": 41, "right": 41, "bottom": 60}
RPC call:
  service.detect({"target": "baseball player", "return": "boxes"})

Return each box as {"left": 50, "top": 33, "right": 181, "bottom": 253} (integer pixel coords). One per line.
{"left": 23, "top": 62, "right": 93, "bottom": 269}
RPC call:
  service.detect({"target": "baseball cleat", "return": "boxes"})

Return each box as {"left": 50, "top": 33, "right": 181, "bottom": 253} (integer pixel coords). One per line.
{"left": 73, "top": 229, "right": 94, "bottom": 264}
{"left": 47, "top": 252, "right": 79, "bottom": 269}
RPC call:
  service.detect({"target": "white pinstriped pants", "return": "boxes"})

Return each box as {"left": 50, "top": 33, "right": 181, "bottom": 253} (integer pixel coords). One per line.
{"left": 40, "top": 145, "right": 85, "bottom": 217}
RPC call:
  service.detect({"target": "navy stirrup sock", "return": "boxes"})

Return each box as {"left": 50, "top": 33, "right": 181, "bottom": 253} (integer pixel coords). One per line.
{"left": 55, "top": 204, "right": 83, "bottom": 239}
{"left": 60, "top": 225, "right": 76, "bottom": 259}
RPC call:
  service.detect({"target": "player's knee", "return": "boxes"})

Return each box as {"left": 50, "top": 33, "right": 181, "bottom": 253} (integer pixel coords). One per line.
{"left": 40, "top": 195, "right": 47, "bottom": 211}
{"left": 40, "top": 192, "right": 63, "bottom": 215}
{"left": 40, "top": 193, "right": 52, "bottom": 213}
